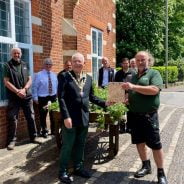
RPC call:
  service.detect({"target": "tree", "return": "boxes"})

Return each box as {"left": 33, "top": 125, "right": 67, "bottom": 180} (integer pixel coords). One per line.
{"left": 168, "top": 0, "right": 184, "bottom": 60}
{"left": 116, "top": 0, "right": 165, "bottom": 65}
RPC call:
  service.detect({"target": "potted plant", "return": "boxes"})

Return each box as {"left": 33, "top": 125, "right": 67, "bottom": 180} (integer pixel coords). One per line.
{"left": 47, "top": 100, "right": 62, "bottom": 149}
{"left": 89, "top": 84, "right": 128, "bottom": 130}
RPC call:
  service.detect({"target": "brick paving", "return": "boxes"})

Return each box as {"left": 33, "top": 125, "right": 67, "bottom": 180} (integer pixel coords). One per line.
{"left": 0, "top": 90, "right": 184, "bottom": 183}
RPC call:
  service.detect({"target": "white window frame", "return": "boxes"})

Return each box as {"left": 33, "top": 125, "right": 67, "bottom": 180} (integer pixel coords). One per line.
{"left": 0, "top": 0, "right": 33, "bottom": 106}
{"left": 91, "top": 27, "right": 103, "bottom": 82}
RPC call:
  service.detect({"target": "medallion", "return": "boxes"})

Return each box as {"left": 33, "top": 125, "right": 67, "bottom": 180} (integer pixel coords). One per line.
{"left": 68, "top": 71, "right": 87, "bottom": 97}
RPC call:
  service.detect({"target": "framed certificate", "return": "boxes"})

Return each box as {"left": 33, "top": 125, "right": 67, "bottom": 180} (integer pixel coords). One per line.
{"left": 107, "top": 82, "right": 125, "bottom": 103}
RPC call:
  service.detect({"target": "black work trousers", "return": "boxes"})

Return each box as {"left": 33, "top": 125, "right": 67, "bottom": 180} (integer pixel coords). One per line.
{"left": 38, "top": 95, "right": 57, "bottom": 134}
{"left": 7, "top": 98, "right": 37, "bottom": 143}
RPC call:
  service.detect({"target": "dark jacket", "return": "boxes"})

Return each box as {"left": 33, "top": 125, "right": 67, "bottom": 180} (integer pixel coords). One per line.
{"left": 115, "top": 68, "right": 136, "bottom": 82}
{"left": 4, "top": 59, "right": 32, "bottom": 100}
{"left": 98, "top": 67, "right": 115, "bottom": 87}
{"left": 58, "top": 71, "right": 106, "bottom": 127}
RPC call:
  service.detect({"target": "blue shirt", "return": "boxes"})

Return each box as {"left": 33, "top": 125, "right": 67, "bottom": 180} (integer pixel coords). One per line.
{"left": 32, "top": 69, "right": 58, "bottom": 100}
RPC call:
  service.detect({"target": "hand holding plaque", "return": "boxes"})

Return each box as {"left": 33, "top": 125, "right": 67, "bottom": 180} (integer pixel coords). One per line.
{"left": 107, "top": 82, "right": 125, "bottom": 103}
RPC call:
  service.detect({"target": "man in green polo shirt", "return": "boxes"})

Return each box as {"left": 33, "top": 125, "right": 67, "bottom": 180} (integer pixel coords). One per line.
{"left": 122, "top": 51, "right": 167, "bottom": 184}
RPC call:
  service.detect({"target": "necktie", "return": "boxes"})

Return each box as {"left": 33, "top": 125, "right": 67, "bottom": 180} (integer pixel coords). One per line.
{"left": 48, "top": 71, "right": 52, "bottom": 94}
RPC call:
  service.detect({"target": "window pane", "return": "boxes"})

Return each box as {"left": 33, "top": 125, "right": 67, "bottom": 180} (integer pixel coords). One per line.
{"left": 98, "top": 32, "right": 102, "bottom": 56}
{"left": 0, "top": 0, "right": 11, "bottom": 37}
{"left": 0, "top": 43, "right": 13, "bottom": 101}
{"left": 98, "top": 58, "right": 102, "bottom": 69}
{"left": 21, "top": 48, "right": 29, "bottom": 65}
{"left": 15, "top": 0, "right": 30, "bottom": 43}
{"left": 92, "top": 57, "right": 98, "bottom": 82}
{"left": 92, "top": 30, "right": 97, "bottom": 54}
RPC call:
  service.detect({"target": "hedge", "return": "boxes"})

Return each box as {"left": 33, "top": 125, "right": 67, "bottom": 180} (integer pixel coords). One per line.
{"left": 115, "top": 66, "right": 179, "bottom": 83}
{"left": 152, "top": 66, "right": 178, "bottom": 83}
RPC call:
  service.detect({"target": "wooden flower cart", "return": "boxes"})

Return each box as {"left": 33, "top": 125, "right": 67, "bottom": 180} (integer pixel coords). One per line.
{"left": 53, "top": 111, "right": 120, "bottom": 159}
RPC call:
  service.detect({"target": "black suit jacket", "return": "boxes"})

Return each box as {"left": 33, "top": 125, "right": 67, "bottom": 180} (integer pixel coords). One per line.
{"left": 58, "top": 71, "right": 106, "bottom": 127}
{"left": 115, "top": 68, "right": 136, "bottom": 82}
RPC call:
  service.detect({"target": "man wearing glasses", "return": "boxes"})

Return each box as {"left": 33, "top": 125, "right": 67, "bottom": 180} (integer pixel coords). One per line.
{"left": 32, "top": 58, "right": 58, "bottom": 138}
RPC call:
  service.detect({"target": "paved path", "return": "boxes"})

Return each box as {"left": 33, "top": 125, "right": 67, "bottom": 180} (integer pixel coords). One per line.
{"left": 0, "top": 90, "right": 184, "bottom": 183}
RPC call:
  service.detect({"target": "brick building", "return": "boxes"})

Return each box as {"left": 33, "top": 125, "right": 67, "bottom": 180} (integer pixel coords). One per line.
{"left": 0, "top": 0, "right": 116, "bottom": 148}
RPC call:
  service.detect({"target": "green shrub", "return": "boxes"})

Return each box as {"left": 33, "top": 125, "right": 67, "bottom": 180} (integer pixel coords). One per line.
{"left": 152, "top": 66, "right": 178, "bottom": 83}
{"left": 168, "top": 59, "right": 184, "bottom": 81}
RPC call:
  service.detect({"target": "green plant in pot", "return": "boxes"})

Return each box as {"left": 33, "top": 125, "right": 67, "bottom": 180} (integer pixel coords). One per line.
{"left": 107, "top": 103, "right": 128, "bottom": 125}
{"left": 90, "top": 84, "right": 128, "bottom": 129}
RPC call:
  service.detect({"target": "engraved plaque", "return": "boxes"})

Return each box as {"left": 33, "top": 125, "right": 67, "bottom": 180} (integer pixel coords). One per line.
{"left": 107, "top": 82, "right": 125, "bottom": 103}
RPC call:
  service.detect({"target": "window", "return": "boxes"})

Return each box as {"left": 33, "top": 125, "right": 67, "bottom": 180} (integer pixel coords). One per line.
{"left": 15, "top": 0, "right": 30, "bottom": 43}
{"left": 91, "top": 28, "right": 103, "bottom": 82}
{"left": 0, "top": 0, "right": 11, "bottom": 37}
{"left": 0, "top": 0, "right": 32, "bottom": 104}
{"left": 0, "top": 43, "right": 13, "bottom": 101}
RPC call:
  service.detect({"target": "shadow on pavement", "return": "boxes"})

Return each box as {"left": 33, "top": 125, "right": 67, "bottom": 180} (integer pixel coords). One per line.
{"left": 2, "top": 130, "right": 157, "bottom": 184}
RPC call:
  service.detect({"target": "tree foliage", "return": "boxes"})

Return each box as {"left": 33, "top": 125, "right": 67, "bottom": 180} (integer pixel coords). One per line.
{"left": 168, "top": 0, "right": 184, "bottom": 60}
{"left": 116, "top": 0, "right": 184, "bottom": 66}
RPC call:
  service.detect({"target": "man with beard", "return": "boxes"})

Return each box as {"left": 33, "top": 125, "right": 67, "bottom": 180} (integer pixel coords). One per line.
{"left": 4, "top": 48, "right": 37, "bottom": 150}
{"left": 122, "top": 51, "right": 167, "bottom": 184}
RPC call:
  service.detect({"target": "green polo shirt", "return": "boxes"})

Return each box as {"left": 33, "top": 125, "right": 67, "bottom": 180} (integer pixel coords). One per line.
{"left": 128, "top": 69, "right": 163, "bottom": 113}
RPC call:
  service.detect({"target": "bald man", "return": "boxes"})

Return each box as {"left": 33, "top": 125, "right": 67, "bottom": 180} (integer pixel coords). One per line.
{"left": 98, "top": 57, "right": 115, "bottom": 88}
{"left": 122, "top": 51, "right": 167, "bottom": 184}
{"left": 4, "top": 48, "right": 37, "bottom": 150}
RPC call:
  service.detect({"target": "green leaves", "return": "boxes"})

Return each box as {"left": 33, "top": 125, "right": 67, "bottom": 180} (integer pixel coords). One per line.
{"left": 116, "top": 0, "right": 184, "bottom": 65}
{"left": 90, "top": 85, "right": 128, "bottom": 129}
{"left": 48, "top": 100, "right": 60, "bottom": 112}
{"left": 107, "top": 103, "right": 128, "bottom": 122}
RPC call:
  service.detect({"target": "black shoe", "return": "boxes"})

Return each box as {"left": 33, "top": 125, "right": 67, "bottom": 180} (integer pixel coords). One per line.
{"left": 74, "top": 169, "right": 91, "bottom": 178}
{"left": 7, "top": 141, "right": 16, "bottom": 150}
{"left": 134, "top": 167, "right": 152, "bottom": 178}
{"left": 126, "top": 128, "right": 132, "bottom": 134}
{"left": 134, "top": 160, "right": 152, "bottom": 178}
{"left": 42, "top": 132, "right": 48, "bottom": 138}
{"left": 158, "top": 175, "right": 168, "bottom": 184}
{"left": 59, "top": 172, "right": 73, "bottom": 184}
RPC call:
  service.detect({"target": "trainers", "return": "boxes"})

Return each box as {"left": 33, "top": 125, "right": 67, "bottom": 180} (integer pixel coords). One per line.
{"left": 7, "top": 141, "right": 15, "bottom": 150}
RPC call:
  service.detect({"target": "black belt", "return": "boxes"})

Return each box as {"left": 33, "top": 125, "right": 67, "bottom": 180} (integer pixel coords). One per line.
{"left": 130, "top": 110, "right": 157, "bottom": 116}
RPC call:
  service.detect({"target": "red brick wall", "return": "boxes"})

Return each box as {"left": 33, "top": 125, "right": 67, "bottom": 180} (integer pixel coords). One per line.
{"left": 0, "top": 0, "right": 64, "bottom": 148}
{"left": 0, "top": 107, "right": 8, "bottom": 147}
{"left": 73, "top": 0, "right": 116, "bottom": 72}
{"left": 32, "top": 0, "right": 63, "bottom": 73}
{"left": 0, "top": 0, "right": 116, "bottom": 148}
{"left": 0, "top": 106, "right": 29, "bottom": 148}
